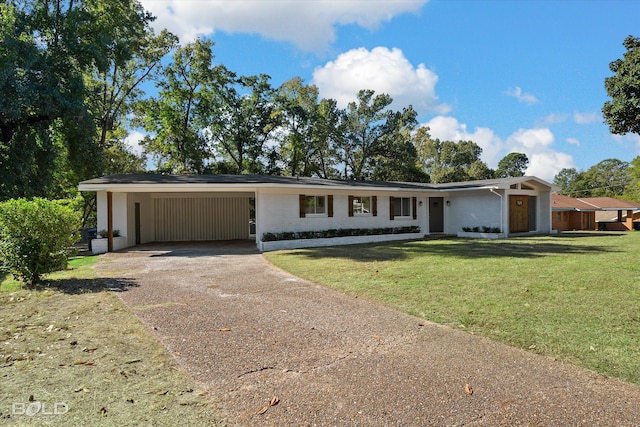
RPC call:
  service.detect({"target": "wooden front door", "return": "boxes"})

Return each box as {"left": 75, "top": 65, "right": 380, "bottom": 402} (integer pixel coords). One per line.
{"left": 509, "top": 195, "right": 529, "bottom": 233}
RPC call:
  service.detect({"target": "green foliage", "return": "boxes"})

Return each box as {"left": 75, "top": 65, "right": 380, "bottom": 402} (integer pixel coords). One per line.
{"left": 622, "top": 156, "right": 640, "bottom": 202}
{"left": 496, "top": 152, "right": 528, "bottom": 178}
{"left": 261, "top": 226, "right": 420, "bottom": 242}
{"left": 207, "top": 69, "right": 279, "bottom": 174}
{"left": 0, "top": 198, "right": 81, "bottom": 286}
{"left": 1, "top": 0, "right": 167, "bottom": 200}
{"left": 415, "top": 127, "right": 490, "bottom": 183}
{"left": 554, "top": 159, "right": 630, "bottom": 197}
{"left": 274, "top": 78, "right": 341, "bottom": 178}
{"left": 603, "top": 35, "right": 640, "bottom": 135}
{"left": 340, "top": 90, "right": 419, "bottom": 180}
{"left": 137, "top": 38, "right": 218, "bottom": 173}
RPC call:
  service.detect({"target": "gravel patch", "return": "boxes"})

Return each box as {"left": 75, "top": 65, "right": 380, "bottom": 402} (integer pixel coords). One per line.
{"left": 94, "top": 241, "right": 640, "bottom": 426}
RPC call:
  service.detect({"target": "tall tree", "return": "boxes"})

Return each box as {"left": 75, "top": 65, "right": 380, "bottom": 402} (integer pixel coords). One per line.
{"left": 309, "top": 98, "right": 343, "bottom": 179}
{"left": 554, "top": 168, "right": 586, "bottom": 196}
{"left": 603, "top": 35, "right": 640, "bottom": 136}
{"left": 274, "top": 78, "right": 322, "bottom": 177}
{"left": 582, "top": 158, "right": 630, "bottom": 197}
{"left": 495, "top": 152, "right": 529, "bottom": 178}
{"left": 137, "top": 39, "right": 217, "bottom": 173}
{"left": 0, "top": 0, "right": 93, "bottom": 199}
{"left": 370, "top": 108, "right": 426, "bottom": 182}
{"left": 415, "top": 127, "right": 489, "bottom": 183}
{"left": 340, "top": 90, "right": 417, "bottom": 180}
{"left": 84, "top": 1, "right": 177, "bottom": 175}
{"left": 207, "top": 69, "right": 278, "bottom": 174}
{"left": 554, "top": 159, "right": 630, "bottom": 197}
{"left": 622, "top": 156, "right": 640, "bottom": 202}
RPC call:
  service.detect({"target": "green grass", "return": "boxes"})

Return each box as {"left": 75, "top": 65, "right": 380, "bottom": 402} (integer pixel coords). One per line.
{"left": 264, "top": 232, "right": 640, "bottom": 385}
{"left": 1, "top": 256, "right": 100, "bottom": 292}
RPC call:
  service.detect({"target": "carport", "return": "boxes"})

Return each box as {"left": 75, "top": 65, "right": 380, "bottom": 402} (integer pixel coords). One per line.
{"left": 79, "top": 174, "right": 258, "bottom": 253}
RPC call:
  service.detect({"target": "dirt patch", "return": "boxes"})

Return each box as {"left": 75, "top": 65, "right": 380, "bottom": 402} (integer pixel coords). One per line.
{"left": 0, "top": 289, "right": 224, "bottom": 426}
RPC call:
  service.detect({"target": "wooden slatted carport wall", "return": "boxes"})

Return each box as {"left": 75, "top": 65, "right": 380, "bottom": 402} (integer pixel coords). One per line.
{"left": 154, "top": 196, "right": 250, "bottom": 241}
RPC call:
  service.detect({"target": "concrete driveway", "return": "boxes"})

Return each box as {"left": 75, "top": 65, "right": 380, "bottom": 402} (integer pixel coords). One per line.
{"left": 94, "top": 241, "right": 640, "bottom": 426}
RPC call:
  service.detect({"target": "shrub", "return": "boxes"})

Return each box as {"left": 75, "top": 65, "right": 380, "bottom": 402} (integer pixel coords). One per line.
{"left": 98, "top": 229, "right": 120, "bottom": 238}
{"left": 0, "top": 198, "right": 81, "bottom": 286}
{"left": 261, "top": 226, "right": 420, "bottom": 242}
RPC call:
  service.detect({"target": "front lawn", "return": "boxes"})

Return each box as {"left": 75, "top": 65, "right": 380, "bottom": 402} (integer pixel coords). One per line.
{"left": 264, "top": 232, "right": 640, "bottom": 385}
{"left": 0, "top": 255, "right": 224, "bottom": 425}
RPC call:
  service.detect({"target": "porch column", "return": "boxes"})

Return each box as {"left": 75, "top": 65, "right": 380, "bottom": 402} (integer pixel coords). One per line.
{"left": 107, "top": 191, "right": 113, "bottom": 252}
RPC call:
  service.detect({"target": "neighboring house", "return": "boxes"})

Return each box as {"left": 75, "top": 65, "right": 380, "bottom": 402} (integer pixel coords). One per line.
{"left": 551, "top": 194, "right": 599, "bottom": 231}
{"left": 78, "top": 174, "right": 556, "bottom": 253}
{"left": 552, "top": 195, "right": 640, "bottom": 231}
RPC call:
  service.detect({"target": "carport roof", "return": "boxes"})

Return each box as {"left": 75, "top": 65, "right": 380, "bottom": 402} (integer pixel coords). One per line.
{"left": 78, "top": 173, "right": 555, "bottom": 192}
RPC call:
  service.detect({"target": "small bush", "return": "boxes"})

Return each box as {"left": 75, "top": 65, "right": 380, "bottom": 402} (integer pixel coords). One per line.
{"left": 0, "top": 198, "right": 81, "bottom": 286}
{"left": 98, "top": 229, "right": 120, "bottom": 238}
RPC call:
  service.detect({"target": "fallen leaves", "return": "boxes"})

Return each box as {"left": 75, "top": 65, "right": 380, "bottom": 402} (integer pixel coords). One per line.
{"left": 464, "top": 384, "right": 474, "bottom": 395}
{"left": 257, "top": 396, "right": 280, "bottom": 415}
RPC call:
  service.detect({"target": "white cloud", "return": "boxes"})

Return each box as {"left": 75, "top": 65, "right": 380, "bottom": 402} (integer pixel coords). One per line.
{"left": 573, "top": 111, "right": 600, "bottom": 124}
{"left": 424, "top": 116, "right": 503, "bottom": 167}
{"left": 540, "top": 113, "right": 567, "bottom": 125}
{"left": 566, "top": 137, "right": 580, "bottom": 146}
{"left": 525, "top": 152, "right": 574, "bottom": 181}
{"left": 506, "top": 86, "right": 539, "bottom": 105}
{"left": 424, "top": 117, "right": 574, "bottom": 181}
{"left": 505, "top": 128, "right": 574, "bottom": 180}
{"left": 507, "top": 128, "right": 554, "bottom": 149}
{"left": 140, "top": 0, "right": 427, "bottom": 50}
{"left": 313, "top": 47, "right": 450, "bottom": 115}
{"left": 124, "top": 131, "right": 146, "bottom": 156}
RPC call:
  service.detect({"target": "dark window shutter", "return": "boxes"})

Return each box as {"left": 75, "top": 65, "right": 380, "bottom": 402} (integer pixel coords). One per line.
{"left": 412, "top": 197, "right": 417, "bottom": 220}
{"left": 328, "top": 195, "right": 333, "bottom": 217}
{"left": 372, "top": 196, "right": 377, "bottom": 217}
{"left": 299, "top": 194, "right": 306, "bottom": 218}
{"left": 389, "top": 196, "right": 395, "bottom": 220}
{"left": 348, "top": 196, "right": 354, "bottom": 217}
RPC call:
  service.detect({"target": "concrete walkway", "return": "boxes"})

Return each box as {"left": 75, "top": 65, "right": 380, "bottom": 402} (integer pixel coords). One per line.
{"left": 95, "top": 242, "right": 640, "bottom": 426}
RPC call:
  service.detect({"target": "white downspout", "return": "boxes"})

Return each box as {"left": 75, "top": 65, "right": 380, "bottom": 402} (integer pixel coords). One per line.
{"left": 489, "top": 187, "right": 504, "bottom": 234}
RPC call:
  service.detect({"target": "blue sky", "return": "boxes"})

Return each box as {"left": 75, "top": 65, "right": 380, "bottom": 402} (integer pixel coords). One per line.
{"left": 137, "top": 0, "right": 640, "bottom": 181}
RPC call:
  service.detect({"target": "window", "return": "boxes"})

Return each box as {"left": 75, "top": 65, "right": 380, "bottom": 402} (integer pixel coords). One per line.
{"left": 299, "top": 195, "right": 333, "bottom": 217}
{"left": 348, "top": 196, "right": 377, "bottom": 217}
{"left": 394, "top": 197, "right": 411, "bottom": 217}
{"left": 390, "top": 196, "right": 415, "bottom": 219}
{"left": 305, "top": 195, "right": 325, "bottom": 214}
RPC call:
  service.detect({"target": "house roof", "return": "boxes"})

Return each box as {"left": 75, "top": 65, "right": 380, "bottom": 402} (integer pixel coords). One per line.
{"left": 552, "top": 194, "right": 640, "bottom": 211}
{"left": 578, "top": 197, "right": 640, "bottom": 210}
{"left": 552, "top": 194, "right": 601, "bottom": 211}
{"left": 78, "top": 173, "right": 555, "bottom": 193}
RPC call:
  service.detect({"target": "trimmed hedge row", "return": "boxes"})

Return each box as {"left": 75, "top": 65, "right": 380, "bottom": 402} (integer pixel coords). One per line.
{"left": 261, "top": 226, "right": 421, "bottom": 242}
{"left": 462, "top": 226, "right": 501, "bottom": 233}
